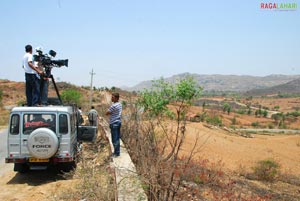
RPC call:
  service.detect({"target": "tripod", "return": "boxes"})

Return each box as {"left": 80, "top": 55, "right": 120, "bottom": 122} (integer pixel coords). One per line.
{"left": 49, "top": 74, "right": 62, "bottom": 105}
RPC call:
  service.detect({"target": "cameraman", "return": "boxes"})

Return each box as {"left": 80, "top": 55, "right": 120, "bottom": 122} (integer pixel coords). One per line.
{"left": 22, "top": 45, "right": 43, "bottom": 106}
{"left": 34, "top": 47, "right": 49, "bottom": 105}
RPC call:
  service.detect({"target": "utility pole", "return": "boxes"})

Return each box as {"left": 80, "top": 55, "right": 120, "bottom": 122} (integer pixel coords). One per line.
{"left": 89, "top": 69, "right": 96, "bottom": 109}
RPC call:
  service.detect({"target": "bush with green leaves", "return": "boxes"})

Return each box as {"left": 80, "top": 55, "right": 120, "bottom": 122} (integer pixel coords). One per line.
{"left": 61, "top": 89, "right": 82, "bottom": 105}
{"left": 236, "top": 109, "right": 246, "bottom": 115}
{"left": 138, "top": 77, "right": 202, "bottom": 118}
{"left": 123, "top": 76, "right": 203, "bottom": 200}
{"left": 223, "top": 102, "right": 231, "bottom": 114}
{"left": 252, "top": 159, "right": 280, "bottom": 182}
{"left": 251, "top": 121, "right": 260, "bottom": 127}
{"left": 287, "top": 111, "right": 300, "bottom": 117}
{"left": 206, "top": 115, "right": 222, "bottom": 126}
{"left": 262, "top": 110, "right": 268, "bottom": 117}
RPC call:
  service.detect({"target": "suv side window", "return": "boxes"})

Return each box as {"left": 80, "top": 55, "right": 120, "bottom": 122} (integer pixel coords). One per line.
{"left": 59, "top": 114, "right": 68, "bottom": 134}
{"left": 10, "top": 114, "right": 20, "bottom": 135}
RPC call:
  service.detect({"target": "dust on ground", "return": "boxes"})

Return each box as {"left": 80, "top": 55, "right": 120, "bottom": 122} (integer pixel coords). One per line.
{"left": 182, "top": 122, "right": 300, "bottom": 175}
{"left": 0, "top": 127, "right": 114, "bottom": 201}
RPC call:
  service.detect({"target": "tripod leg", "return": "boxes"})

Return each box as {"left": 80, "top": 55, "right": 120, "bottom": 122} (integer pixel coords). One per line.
{"left": 50, "top": 74, "right": 63, "bottom": 105}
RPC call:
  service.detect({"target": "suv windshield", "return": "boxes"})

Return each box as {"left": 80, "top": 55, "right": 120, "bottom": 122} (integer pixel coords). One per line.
{"left": 23, "top": 114, "right": 56, "bottom": 134}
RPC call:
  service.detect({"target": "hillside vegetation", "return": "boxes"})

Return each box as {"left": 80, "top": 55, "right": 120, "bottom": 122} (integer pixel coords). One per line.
{"left": 1, "top": 78, "right": 300, "bottom": 200}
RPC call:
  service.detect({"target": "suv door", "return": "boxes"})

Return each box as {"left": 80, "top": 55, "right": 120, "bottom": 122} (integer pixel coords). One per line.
{"left": 77, "top": 126, "right": 97, "bottom": 142}
{"left": 7, "top": 114, "right": 21, "bottom": 157}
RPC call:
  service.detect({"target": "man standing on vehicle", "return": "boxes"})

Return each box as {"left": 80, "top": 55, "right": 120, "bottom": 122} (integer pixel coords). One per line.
{"left": 106, "top": 93, "right": 122, "bottom": 157}
{"left": 22, "top": 44, "right": 43, "bottom": 106}
{"left": 34, "top": 47, "right": 49, "bottom": 105}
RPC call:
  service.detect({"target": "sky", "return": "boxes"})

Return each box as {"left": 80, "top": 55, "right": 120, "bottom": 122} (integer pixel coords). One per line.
{"left": 0, "top": 0, "right": 299, "bottom": 88}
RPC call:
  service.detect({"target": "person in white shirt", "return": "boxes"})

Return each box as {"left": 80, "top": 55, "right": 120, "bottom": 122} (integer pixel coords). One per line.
{"left": 22, "top": 45, "right": 43, "bottom": 106}
{"left": 88, "top": 106, "right": 99, "bottom": 126}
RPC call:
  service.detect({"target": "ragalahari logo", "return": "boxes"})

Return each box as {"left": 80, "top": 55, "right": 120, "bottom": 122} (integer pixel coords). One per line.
{"left": 260, "top": 2, "right": 297, "bottom": 11}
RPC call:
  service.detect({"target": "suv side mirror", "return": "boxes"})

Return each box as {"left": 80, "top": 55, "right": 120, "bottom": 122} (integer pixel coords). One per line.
{"left": 77, "top": 126, "right": 97, "bottom": 142}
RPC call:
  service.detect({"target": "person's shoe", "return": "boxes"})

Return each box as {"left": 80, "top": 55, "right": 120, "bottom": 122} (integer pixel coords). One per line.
{"left": 111, "top": 153, "right": 120, "bottom": 158}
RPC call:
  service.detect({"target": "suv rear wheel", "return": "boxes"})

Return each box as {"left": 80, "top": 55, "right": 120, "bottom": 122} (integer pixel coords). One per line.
{"left": 59, "top": 161, "right": 76, "bottom": 172}
{"left": 14, "top": 163, "right": 29, "bottom": 173}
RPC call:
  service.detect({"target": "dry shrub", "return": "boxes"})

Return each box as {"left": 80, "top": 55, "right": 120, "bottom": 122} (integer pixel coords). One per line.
{"left": 252, "top": 159, "right": 280, "bottom": 182}
{"left": 278, "top": 172, "right": 300, "bottom": 186}
{"left": 52, "top": 131, "right": 115, "bottom": 201}
{"left": 0, "top": 108, "right": 9, "bottom": 126}
{"left": 121, "top": 103, "right": 203, "bottom": 200}
{"left": 181, "top": 158, "right": 225, "bottom": 185}
{"left": 211, "top": 181, "right": 273, "bottom": 201}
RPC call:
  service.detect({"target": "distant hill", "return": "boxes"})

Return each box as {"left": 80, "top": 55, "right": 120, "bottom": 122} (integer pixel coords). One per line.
{"left": 123, "top": 73, "right": 300, "bottom": 92}
{"left": 245, "top": 78, "right": 300, "bottom": 96}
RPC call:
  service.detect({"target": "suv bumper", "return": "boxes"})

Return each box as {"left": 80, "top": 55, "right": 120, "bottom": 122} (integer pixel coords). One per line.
{"left": 5, "top": 157, "right": 75, "bottom": 163}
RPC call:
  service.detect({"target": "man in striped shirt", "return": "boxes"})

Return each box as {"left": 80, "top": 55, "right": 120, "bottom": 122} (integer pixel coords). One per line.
{"left": 106, "top": 93, "right": 122, "bottom": 157}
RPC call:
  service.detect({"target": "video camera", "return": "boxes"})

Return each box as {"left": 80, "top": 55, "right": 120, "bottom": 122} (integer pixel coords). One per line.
{"left": 33, "top": 49, "right": 69, "bottom": 78}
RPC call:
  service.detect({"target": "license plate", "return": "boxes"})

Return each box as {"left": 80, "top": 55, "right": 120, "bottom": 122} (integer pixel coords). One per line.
{"left": 29, "top": 158, "right": 49, "bottom": 162}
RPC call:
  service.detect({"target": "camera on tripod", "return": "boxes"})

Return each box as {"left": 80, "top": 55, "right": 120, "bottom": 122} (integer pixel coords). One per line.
{"left": 33, "top": 48, "right": 69, "bottom": 78}
{"left": 33, "top": 47, "right": 69, "bottom": 105}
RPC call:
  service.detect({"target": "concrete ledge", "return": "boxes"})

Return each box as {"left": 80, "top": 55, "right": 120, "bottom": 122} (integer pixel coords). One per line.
{"left": 99, "top": 119, "right": 147, "bottom": 201}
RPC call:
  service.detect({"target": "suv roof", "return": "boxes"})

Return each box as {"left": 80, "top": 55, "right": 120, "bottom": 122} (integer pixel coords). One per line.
{"left": 11, "top": 106, "right": 74, "bottom": 113}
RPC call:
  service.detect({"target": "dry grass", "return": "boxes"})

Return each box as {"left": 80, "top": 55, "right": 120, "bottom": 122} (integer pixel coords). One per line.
{"left": 0, "top": 108, "right": 9, "bottom": 126}
{"left": 51, "top": 130, "right": 115, "bottom": 201}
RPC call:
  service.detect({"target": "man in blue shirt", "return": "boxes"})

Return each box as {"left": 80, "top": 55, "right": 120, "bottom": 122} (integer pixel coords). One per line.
{"left": 106, "top": 93, "right": 122, "bottom": 157}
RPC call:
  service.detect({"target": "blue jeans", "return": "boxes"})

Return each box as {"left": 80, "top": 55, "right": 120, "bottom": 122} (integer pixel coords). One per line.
{"left": 25, "top": 73, "right": 40, "bottom": 106}
{"left": 110, "top": 121, "right": 121, "bottom": 156}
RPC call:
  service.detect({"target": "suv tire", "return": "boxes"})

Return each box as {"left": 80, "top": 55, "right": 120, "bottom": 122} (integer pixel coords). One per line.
{"left": 27, "top": 128, "right": 59, "bottom": 159}
{"left": 14, "top": 163, "right": 29, "bottom": 173}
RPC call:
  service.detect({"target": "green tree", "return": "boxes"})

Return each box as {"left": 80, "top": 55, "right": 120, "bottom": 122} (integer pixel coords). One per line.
{"left": 111, "top": 86, "right": 116, "bottom": 92}
{"left": 61, "top": 89, "right": 82, "bottom": 105}
{"left": 262, "top": 110, "right": 268, "bottom": 118}
{"left": 227, "top": 106, "right": 231, "bottom": 115}
{"left": 223, "top": 102, "right": 231, "bottom": 115}
{"left": 121, "top": 100, "right": 127, "bottom": 109}
{"left": 134, "top": 77, "right": 203, "bottom": 200}
{"left": 247, "top": 108, "right": 252, "bottom": 115}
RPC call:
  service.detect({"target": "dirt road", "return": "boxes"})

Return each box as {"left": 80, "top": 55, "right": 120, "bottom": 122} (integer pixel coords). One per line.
{"left": 0, "top": 127, "right": 114, "bottom": 201}
{"left": 0, "top": 129, "right": 74, "bottom": 200}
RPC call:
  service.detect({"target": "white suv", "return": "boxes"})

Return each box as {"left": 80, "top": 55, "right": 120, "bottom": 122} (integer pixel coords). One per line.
{"left": 5, "top": 105, "right": 96, "bottom": 173}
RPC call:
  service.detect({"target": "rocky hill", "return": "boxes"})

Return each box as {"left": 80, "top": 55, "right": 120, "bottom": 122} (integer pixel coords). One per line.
{"left": 124, "top": 73, "right": 300, "bottom": 92}
{"left": 244, "top": 78, "right": 300, "bottom": 96}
